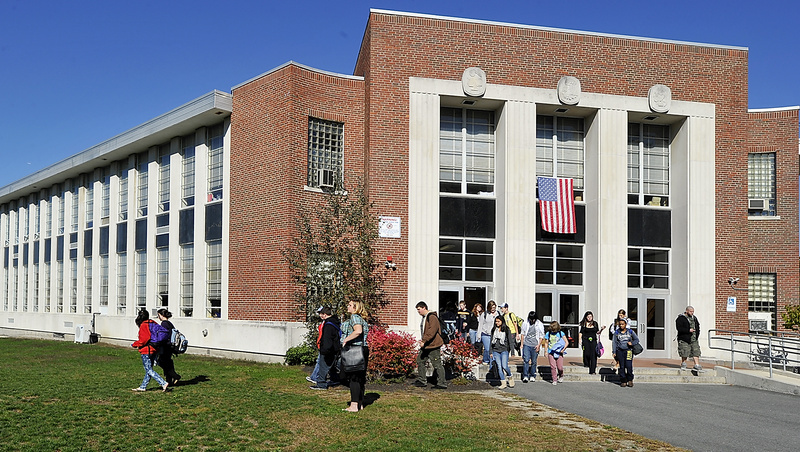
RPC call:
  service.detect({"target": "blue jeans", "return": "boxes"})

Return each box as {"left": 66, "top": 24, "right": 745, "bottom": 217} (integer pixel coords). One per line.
{"left": 481, "top": 333, "right": 492, "bottom": 363}
{"left": 491, "top": 350, "right": 511, "bottom": 381}
{"left": 522, "top": 344, "right": 540, "bottom": 379}
{"left": 313, "top": 353, "right": 339, "bottom": 388}
{"left": 469, "top": 330, "right": 478, "bottom": 344}
{"left": 139, "top": 354, "right": 167, "bottom": 389}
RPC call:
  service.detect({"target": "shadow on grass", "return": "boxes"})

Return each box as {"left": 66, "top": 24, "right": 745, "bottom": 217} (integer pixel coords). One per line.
{"left": 172, "top": 375, "right": 211, "bottom": 387}
{"left": 363, "top": 392, "right": 381, "bottom": 407}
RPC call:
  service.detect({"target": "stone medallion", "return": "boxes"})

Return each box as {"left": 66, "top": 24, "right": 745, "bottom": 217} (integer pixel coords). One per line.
{"left": 462, "top": 67, "right": 486, "bottom": 97}
{"left": 648, "top": 84, "right": 671, "bottom": 113}
{"left": 557, "top": 76, "right": 581, "bottom": 105}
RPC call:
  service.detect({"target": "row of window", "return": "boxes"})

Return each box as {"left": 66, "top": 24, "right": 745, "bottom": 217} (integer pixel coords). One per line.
{"left": 0, "top": 123, "right": 226, "bottom": 318}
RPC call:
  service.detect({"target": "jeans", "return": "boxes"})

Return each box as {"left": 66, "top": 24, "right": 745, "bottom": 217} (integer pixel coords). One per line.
{"left": 139, "top": 354, "right": 167, "bottom": 389}
{"left": 491, "top": 350, "right": 511, "bottom": 381}
{"left": 481, "top": 333, "right": 492, "bottom": 363}
{"left": 416, "top": 347, "right": 446, "bottom": 386}
{"left": 313, "top": 353, "right": 340, "bottom": 388}
{"left": 617, "top": 350, "right": 634, "bottom": 382}
{"left": 547, "top": 353, "right": 564, "bottom": 381}
{"left": 469, "top": 330, "right": 478, "bottom": 344}
{"left": 522, "top": 344, "right": 539, "bottom": 379}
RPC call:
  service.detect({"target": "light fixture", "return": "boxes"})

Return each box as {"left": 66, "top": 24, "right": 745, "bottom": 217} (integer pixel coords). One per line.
{"left": 461, "top": 99, "right": 476, "bottom": 105}
{"left": 644, "top": 115, "right": 659, "bottom": 121}
{"left": 555, "top": 108, "right": 569, "bottom": 113}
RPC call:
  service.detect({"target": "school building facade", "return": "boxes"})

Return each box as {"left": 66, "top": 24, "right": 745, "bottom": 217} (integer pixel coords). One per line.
{"left": 1, "top": 10, "right": 798, "bottom": 361}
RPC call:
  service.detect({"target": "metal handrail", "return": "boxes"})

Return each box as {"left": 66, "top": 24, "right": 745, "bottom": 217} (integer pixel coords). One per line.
{"left": 707, "top": 329, "right": 800, "bottom": 378}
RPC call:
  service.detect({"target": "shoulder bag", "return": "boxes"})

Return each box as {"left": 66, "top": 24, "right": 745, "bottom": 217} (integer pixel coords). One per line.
{"left": 340, "top": 343, "right": 368, "bottom": 373}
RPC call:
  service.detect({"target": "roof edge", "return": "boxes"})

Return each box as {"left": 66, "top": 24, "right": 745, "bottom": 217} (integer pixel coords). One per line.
{"left": 232, "top": 61, "right": 364, "bottom": 91}
{"left": 748, "top": 106, "right": 800, "bottom": 113}
{"left": 369, "top": 9, "right": 749, "bottom": 51}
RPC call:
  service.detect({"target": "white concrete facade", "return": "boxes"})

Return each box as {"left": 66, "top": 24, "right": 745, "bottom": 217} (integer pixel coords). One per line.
{"left": 408, "top": 76, "right": 716, "bottom": 359}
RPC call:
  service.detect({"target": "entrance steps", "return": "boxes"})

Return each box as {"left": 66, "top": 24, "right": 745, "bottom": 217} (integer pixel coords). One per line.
{"left": 475, "top": 358, "right": 727, "bottom": 385}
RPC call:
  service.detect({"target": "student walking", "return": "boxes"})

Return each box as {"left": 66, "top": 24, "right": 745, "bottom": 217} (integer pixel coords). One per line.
{"left": 156, "top": 308, "right": 181, "bottom": 386}
{"left": 478, "top": 300, "right": 499, "bottom": 364}
{"left": 490, "top": 316, "right": 515, "bottom": 389}
{"left": 578, "top": 311, "right": 606, "bottom": 375}
{"left": 131, "top": 309, "right": 169, "bottom": 392}
{"left": 613, "top": 318, "right": 640, "bottom": 387}
{"left": 520, "top": 311, "right": 545, "bottom": 382}
{"left": 543, "top": 321, "right": 568, "bottom": 385}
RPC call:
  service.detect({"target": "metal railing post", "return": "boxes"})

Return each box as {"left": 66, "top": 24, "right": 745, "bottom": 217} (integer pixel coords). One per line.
{"left": 730, "top": 332, "right": 735, "bottom": 370}
{"left": 768, "top": 334, "right": 773, "bottom": 378}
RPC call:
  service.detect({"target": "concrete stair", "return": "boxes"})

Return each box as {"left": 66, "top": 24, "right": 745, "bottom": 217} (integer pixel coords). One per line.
{"left": 475, "top": 362, "right": 727, "bottom": 385}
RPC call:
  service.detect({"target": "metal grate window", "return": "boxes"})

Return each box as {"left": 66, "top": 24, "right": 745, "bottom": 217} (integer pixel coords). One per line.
{"left": 747, "top": 153, "right": 776, "bottom": 216}
{"left": 307, "top": 118, "right": 344, "bottom": 188}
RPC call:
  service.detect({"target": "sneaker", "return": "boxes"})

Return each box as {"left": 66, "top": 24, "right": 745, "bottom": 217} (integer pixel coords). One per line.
{"left": 627, "top": 381, "right": 634, "bottom": 387}
{"left": 432, "top": 384, "right": 447, "bottom": 390}
{"left": 620, "top": 382, "right": 627, "bottom": 387}
{"left": 413, "top": 381, "right": 427, "bottom": 388}
{"left": 521, "top": 377, "right": 529, "bottom": 383}
{"left": 693, "top": 364, "right": 703, "bottom": 371}
{"left": 306, "top": 376, "right": 316, "bottom": 383}
{"left": 680, "top": 362, "right": 687, "bottom": 371}
{"left": 552, "top": 380, "right": 557, "bottom": 386}
{"left": 557, "top": 376, "right": 564, "bottom": 383}
{"left": 309, "top": 385, "right": 326, "bottom": 390}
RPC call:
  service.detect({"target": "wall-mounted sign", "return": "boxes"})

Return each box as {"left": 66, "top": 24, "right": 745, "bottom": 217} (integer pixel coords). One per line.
{"left": 379, "top": 216, "right": 401, "bottom": 238}
{"left": 727, "top": 296, "right": 737, "bottom": 312}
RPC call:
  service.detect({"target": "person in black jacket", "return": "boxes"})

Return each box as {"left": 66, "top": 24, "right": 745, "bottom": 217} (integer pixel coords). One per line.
{"left": 156, "top": 308, "right": 181, "bottom": 386}
{"left": 676, "top": 306, "right": 702, "bottom": 371}
{"left": 310, "top": 306, "right": 341, "bottom": 390}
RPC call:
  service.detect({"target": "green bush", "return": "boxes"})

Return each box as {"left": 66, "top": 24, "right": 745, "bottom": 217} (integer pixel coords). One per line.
{"left": 285, "top": 343, "right": 317, "bottom": 366}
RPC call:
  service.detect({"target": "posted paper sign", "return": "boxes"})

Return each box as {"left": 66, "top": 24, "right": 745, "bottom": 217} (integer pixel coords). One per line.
{"left": 727, "top": 296, "right": 736, "bottom": 312}
{"left": 379, "top": 216, "right": 401, "bottom": 238}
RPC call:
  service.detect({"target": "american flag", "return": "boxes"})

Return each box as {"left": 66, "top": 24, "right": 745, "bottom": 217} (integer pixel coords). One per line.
{"left": 537, "top": 177, "right": 576, "bottom": 234}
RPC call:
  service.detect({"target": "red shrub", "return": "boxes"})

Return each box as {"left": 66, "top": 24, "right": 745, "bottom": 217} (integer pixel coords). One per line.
{"left": 367, "top": 326, "right": 418, "bottom": 379}
{"left": 443, "top": 338, "right": 481, "bottom": 376}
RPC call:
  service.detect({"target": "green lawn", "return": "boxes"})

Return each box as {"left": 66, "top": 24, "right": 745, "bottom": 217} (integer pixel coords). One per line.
{"left": 0, "top": 338, "right": 681, "bottom": 451}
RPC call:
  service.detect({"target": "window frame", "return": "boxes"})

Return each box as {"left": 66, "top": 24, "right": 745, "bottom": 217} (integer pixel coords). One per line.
{"left": 307, "top": 117, "right": 344, "bottom": 190}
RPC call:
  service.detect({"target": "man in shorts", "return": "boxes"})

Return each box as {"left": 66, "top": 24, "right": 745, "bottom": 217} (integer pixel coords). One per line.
{"left": 676, "top": 306, "right": 702, "bottom": 371}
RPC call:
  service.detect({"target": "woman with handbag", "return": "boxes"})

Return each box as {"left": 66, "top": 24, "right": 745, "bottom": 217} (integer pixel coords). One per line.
{"left": 578, "top": 311, "right": 605, "bottom": 375}
{"left": 612, "top": 318, "right": 640, "bottom": 387}
{"left": 340, "top": 300, "right": 370, "bottom": 412}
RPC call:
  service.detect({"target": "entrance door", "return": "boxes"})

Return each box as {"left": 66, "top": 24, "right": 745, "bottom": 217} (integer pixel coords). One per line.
{"left": 535, "top": 292, "right": 581, "bottom": 348}
{"left": 438, "top": 285, "right": 487, "bottom": 312}
{"left": 627, "top": 295, "right": 667, "bottom": 357}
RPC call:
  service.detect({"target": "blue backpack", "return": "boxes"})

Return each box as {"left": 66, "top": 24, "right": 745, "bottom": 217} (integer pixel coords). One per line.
{"left": 148, "top": 321, "right": 171, "bottom": 345}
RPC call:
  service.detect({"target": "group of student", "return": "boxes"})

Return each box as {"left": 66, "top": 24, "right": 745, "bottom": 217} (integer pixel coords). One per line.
{"left": 130, "top": 308, "right": 182, "bottom": 392}
{"left": 451, "top": 301, "right": 640, "bottom": 388}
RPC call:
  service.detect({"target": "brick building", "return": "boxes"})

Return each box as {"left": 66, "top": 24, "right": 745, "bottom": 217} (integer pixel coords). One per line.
{"left": 1, "top": 10, "right": 797, "bottom": 360}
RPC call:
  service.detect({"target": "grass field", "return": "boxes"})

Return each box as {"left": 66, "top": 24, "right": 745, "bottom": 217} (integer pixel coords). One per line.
{"left": 0, "top": 337, "right": 682, "bottom": 451}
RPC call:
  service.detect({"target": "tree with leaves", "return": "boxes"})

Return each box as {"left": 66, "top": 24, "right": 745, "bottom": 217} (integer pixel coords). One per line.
{"left": 282, "top": 180, "right": 387, "bottom": 344}
{"left": 782, "top": 304, "right": 800, "bottom": 331}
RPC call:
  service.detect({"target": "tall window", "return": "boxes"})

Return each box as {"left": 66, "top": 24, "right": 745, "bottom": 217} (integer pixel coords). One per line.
{"left": 69, "top": 257, "right": 77, "bottom": 313}
{"left": 45, "top": 192, "right": 52, "bottom": 238}
{"left": 180, "top": 244, "right": 194, "bottom": 317}
{"left": 33, "top": 262, "right": 39, "bottom": 312}
{"left": 182, "top": 134, "right": 195, "bottom": 207}
{"left": 44, "top": 261, "right": 51, "bottom": 313}
{"left": 57, "top": 190, "right": 65, "bottom": 235}
{"left": 119, "top": 166, "right": 129, "bottom": 221}
{"left": 440, "top": 108, "right": 495, "bottom": 194}
{"left": 136, "top": 250, "right": 146, "bottom": 310}
{"left": 84, "top": 257, "right": 92, "bottom": 313}
{"left": 85, "top": 182, "right": 94, "bottom": 228}
{"left": 99, "top": 255, "right": 108, "bottom": 308}
{"left": 117, "top": 252, "right": 127, "bottom": 315}
{"left": 159, "top": 145, "right": 170, "bottom": 212}
{"left": 101, "top": 170, "right": 110, "bottom": 221}
{"left": 536, "top": 116, "right": 585, "bottom": 199}
{"left": 157, "top": 247, "right": 168, "bottom": 307}
{"left": 628, "top": 248, "right": 669, "bottom": 289}
{"left": 71, "top": 184, "right": 79, "bottom": 233}
{"left": 747, "top": 153, "right": 776, "bottom": 216}
{"left": 307, "top": 118, "right": 343, "bottom": 189}
{"left": 536, "top": 243, "right": 584, "bottom": 286}
{"left": 137, "top": 153, "right": 149, "bottom": 217}
{"left": 56, "top": 261, "right": 64, "bottom": 313}
{"left": 207, "top": 124, "right": 224, "bottom": 201}
{"left": 628, "top": 123, "right": 670, "bottom": 206}
{"left": 206, "top": 239, "right": 222, "bottom": 318}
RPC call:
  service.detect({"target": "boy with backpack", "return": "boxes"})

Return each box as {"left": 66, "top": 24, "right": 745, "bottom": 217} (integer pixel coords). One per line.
{"left": 309, "top": 306, "right": 342, "bottom": 390}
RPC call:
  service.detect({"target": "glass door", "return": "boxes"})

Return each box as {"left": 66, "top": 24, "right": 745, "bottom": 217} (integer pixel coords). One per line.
{"left": 438, "top": 285, "right": 487, "bottom": 312}
{"left": 627, "top": 295, "right": 668, "bottom": 357}
{"left": 535, "top": 291, "right": 581, "bottom": 348}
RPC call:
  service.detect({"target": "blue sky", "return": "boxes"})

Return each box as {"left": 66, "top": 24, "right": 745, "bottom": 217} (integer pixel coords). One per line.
{"left": 1, "top": 0, "right": 797, "bottom": 188}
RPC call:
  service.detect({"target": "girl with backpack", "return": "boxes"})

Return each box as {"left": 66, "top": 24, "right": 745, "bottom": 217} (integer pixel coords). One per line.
{"left": 157, "top": 308, "right": 182, "bottom": 387}
{"left": 578, "top": 311, "right": 606, "bottom": 375}
{"left": 131, "top": 309, "right": 169, "bottom": 392}
{"left": 542, "top": 321, "right": 568, "bottom": 385}
{"left": 520, "top": 311, "right": 545, "bottom": 382}
{"left": 613, "top": 318, "right": 640, "bottom": 387}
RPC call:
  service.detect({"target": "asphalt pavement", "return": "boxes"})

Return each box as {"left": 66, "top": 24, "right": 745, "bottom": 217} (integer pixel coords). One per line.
{"left": 508, "top": 381, "right": 799, "bottom": 451}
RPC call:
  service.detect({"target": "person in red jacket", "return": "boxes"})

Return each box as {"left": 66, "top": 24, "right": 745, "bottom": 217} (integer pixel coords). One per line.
{"left": 131, "top": 309, "right": 169, "bottom": 392}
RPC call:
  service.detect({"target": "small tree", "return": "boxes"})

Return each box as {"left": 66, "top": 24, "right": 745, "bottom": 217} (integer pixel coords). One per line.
{"left": 782, "top": 304, "right": 800, "bottom": 331}
{"left": 282, "top": 179, "right": 387, "bottom": 344}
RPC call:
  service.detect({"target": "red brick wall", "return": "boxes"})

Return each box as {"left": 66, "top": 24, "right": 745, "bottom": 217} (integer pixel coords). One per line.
{"left": 228, "top": 64, "right": 364, "bottom": 322}
{"left": 356, "top": 11, "right": 753, "bottom": 329}
{"left": 744, "top": 109, "right": 800, "bottom": 331}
